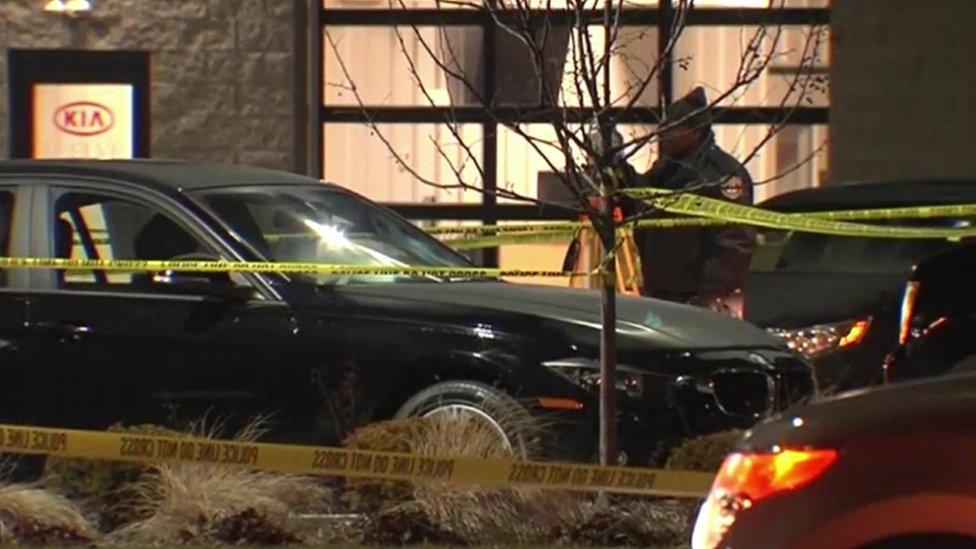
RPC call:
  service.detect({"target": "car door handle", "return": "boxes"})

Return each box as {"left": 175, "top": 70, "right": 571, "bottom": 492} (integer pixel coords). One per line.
{"left": 29, "top": 321, "right": 93, "bottom": 341}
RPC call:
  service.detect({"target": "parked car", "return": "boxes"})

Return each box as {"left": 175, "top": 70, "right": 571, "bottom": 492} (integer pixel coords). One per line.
{"left": 0, "top": 160, "right": 813, "bottom": 464}
{"left": 692, "top": 372, "right": 976, "bottom": 549}
{"left": 746, "top": 180, "right": 976, "bottom": 392}
{"left": 884, "top": 243, "right": 976, "bottom": 382}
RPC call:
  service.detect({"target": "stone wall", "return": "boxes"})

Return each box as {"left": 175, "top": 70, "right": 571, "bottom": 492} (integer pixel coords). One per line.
{"left": 0, "top": 0, "right": 296, "bottom": 170}
{"left": 831, "top": 0, "right": 976, "bottom": 182}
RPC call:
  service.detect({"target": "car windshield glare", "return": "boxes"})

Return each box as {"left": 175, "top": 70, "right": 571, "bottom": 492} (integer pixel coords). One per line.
{"left": 193, "top": 185, "right": 471, "bottom": 284}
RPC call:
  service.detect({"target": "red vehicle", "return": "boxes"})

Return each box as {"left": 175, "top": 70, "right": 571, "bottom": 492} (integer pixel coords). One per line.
{"left": 693, "top": 373, "right": 976, "bottom": 549}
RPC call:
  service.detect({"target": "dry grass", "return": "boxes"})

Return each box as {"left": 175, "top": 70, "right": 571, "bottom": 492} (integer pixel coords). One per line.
{"left": 101, "top": 418, "right": 332, "bottom": 545}
{"left": 344, "top": 414, "right": 587, "bottom": 544}
{"left": 14, "top": 414, "right": 723, "bottom": 545}
{"left": 408, "top": 415, "right": 587, "bottom": 544}
{"left": 0, "top": 483, "right": 97, "bottom": 544}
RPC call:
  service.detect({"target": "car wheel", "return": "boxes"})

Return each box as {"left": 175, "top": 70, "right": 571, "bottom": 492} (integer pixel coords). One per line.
{"left": 394, "top": 380, "right": 539, "bottom": 458}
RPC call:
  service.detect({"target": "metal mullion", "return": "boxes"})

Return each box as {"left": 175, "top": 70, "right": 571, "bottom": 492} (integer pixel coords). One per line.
{"left": 320, "top": 8, "right": 828, "bottom": 27}
{"left": 482, "top": 9, "right": 499, "bottom": 268}
{"left": 310, "top": 0, "right": 324, "bottom": 177}
{"left": 659, "top": 0, "right": 674, "bottom": 108}
{"left": 684, "top": 7, "right": 829, "bottom": 26}
{"left": 321, "top": 106, "right": 828, "bottom": 124}
{"left": 320, "top": 8, "right": 661, "bottom": 26}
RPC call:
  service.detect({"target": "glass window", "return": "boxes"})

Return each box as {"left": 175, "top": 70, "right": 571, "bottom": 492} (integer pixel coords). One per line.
{"left": 559, "top": 26, "right": 659, "bottom": 110}
{"left": 674, "top": 25, "right": 830, "bottom": 107}
{"left": 52, "top": 191, "right": 212, "bottom": 287}
{"left": 323, "top": 123, "right": 483, "bottom": 204}
{"left": 194, "top": 185, "right": 470, "bottom": 285}
{"left": 324, "top": 25, "right": 657, "bottom": 108}
{"left": 495, "top": 123, "right": 657, "bottom": 205}
{"left": 324, "top": 26, "right": 483, "bottom": 107}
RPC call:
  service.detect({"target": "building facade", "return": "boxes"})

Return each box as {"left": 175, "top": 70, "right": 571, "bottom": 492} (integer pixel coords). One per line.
{"left": 0, "top": 0, "right": 297, "bottom": 169}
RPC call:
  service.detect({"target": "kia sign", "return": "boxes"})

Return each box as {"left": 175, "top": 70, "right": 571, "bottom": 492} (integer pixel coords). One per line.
{"left": 33, "top": 84, "right": 133, "bottom": 159}
{"left": 53, "top": 101, "right": 115, "bottom": 136}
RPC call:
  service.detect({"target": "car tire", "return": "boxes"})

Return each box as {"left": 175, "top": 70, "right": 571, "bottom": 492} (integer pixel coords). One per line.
{"left": 394, "top": 380, "right": 539, "bottom": 458}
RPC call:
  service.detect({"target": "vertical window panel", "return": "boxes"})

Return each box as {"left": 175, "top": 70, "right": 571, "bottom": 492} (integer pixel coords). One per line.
{"left": 323, "top": 26, "right": 483, "bottom": 106}
{"left": 674, "top": 25, "right": 830, "bottom": 107}
{"left": 323, "top": 123, "right": 484, "bottom": 204}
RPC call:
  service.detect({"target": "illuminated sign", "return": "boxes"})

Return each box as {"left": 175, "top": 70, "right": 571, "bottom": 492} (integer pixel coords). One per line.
{"left": 33, "top": 83, "right": 133, "bottom": 159}
{"left": 53, "top": 101, "right": 115, "bottom": 136}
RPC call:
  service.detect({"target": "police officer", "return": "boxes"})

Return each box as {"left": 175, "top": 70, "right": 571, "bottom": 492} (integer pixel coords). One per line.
{"left": 623, "top": 87, "right": 755, "bottom": 312}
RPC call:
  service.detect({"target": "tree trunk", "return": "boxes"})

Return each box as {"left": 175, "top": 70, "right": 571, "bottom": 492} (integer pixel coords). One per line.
{"left": 599, "top": 0, "right": 619, "bottom": 469}
{"left": 598, "top": 208, "right": 618, "bottom": 467}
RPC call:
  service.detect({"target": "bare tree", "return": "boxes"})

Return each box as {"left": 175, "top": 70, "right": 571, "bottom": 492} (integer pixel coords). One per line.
{"left": 324, "top": 0, "right": 828, "bottom": 465}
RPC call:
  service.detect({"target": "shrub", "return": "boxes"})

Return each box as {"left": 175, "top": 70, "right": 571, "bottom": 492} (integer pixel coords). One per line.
{"left": 664, "top": 429, "right": 744, "bottom": 472}
{"left": 343, "top": 415, "right": 585, "bottom": 544}
{"left": 42, "top": 423, "right": 186, "bottom": 531}
{"left": 102, "top": 418, "right": 332, "bottom": 545}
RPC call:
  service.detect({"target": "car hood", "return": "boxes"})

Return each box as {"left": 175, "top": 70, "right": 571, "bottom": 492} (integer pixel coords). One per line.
{"left": 744, "top": 272, "right": 907, "bottom": 328}
{"left": 741, "top": 373, "right": 976, "bottom": 450}
{"left": 335, "top": 281, "right": 783, "bottom": 350}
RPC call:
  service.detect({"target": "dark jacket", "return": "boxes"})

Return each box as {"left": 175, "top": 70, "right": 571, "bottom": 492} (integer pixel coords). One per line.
{"left": 623, "top": 131, "right": 755, "bottom": 298}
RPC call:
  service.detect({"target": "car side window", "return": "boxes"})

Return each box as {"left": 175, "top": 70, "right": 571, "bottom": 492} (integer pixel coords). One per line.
{"left": 0, "top": 191, "right": 15, "bottom": 286}
{"left": 52, "top": 190, "right": 213, "bottom": 289}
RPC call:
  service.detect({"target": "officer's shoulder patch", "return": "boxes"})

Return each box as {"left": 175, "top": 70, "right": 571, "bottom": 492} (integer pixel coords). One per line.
{"left": 720, "top": 176, "right": 746, "bottom": 200}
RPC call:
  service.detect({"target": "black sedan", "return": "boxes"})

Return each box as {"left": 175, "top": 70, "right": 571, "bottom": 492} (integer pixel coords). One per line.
{"left": 0, "top": 160, "right": 813, "bottom": 464}
{"left": 693, "top": 373, "right": 976, "bottom": 549}
{"left": 747, "top": 179, "right": 976, "bottom": 392}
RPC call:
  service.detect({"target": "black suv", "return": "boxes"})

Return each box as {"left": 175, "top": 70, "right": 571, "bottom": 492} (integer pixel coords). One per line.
{"left": 746, "top": 180, "right": 976, "bottom": 392}
{"left": 885, "top": 243, "right": 976, "bottom": 382}
{"left": 0, "top": 160, "right": 813, "bottom": 464}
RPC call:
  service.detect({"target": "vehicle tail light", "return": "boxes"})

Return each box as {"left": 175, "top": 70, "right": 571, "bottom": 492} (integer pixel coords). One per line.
{"left": 692, "top": 447, "right": 837, "bottom": 549}
{"left": 899, "top": 281, "right": 920, "bottom": 345}
{"left": 713, "top": 447, "right": 837, "bottom": 501}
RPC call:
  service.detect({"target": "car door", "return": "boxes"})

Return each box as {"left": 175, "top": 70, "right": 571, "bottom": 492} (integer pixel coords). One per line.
{"left": 23, "top": 180, "right": 311, "bottom": 436}
{"left": 0, "top": 182, "right": 34, "bottom": 424}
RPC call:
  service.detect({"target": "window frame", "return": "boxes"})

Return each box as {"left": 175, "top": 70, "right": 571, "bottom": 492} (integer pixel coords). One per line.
{"left": 30, "top": 178, "right": 260, "bottom": 297}
{"left": 0, "top": 182, "right": 33, "bottom": 291}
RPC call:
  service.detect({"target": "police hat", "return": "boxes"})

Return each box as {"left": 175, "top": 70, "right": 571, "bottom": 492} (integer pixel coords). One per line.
{"left": 663, "top": 86, "right": 711, "bottom": 130}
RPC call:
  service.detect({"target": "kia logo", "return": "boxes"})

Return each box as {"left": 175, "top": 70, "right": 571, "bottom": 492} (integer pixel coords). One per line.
{"left": 53, "top": 101, "right": 115, "bottom": 136}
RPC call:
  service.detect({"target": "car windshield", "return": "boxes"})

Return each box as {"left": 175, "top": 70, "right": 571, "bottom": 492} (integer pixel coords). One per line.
{"left": 192, "top": 185, "right": 471, "bottom": 284}
{"left": 751, "top": 217, "right": 971, "bottom": 274}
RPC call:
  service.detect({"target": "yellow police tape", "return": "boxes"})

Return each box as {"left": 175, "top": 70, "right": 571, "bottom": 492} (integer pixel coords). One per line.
{"left": 430, "top": 202, "right": 976, "bottom": 238}
{"left": 0, "top": 257, "right": 581, "bottom": 278}
{"left": 0, "top": 423, "right": 714, "bottom": 498}
{"left": 630, "top": 189, "right": 976, "bottom": 239}
{"left": 429, "top": 192, "right": 976, "bottom": 243}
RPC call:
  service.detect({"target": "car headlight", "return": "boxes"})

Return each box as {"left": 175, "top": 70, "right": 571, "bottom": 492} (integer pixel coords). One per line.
{"left": 767, "top": 317, "right": 872, "bottom": 359}
{"left": 542, "top": 357, "right": 646, "bottom": 398}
